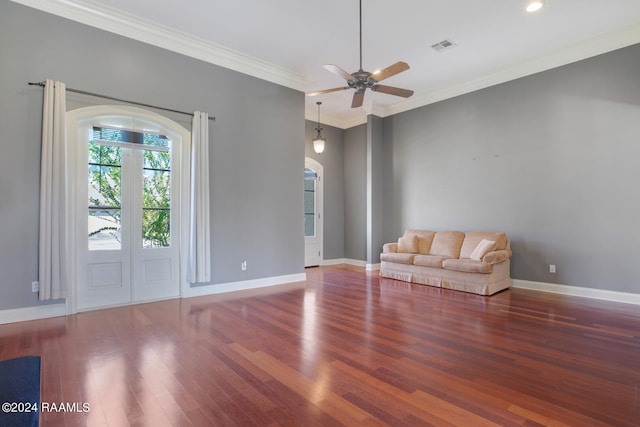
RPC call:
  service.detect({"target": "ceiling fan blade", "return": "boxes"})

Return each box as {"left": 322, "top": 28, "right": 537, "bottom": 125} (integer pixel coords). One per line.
{"left": 324, "top": 64, "right": 355, "bottom": 82}
{"left": 371, "top": 84, "right": 414, "bottom": 98}
{"left": 372, "top": 61, "right": 410, "bottom": 82}
{"left": 351, "top": 90, "right": 365, "bottom": 108}
{"left": 306, "top": 87, "right": 349, "bottom": 96}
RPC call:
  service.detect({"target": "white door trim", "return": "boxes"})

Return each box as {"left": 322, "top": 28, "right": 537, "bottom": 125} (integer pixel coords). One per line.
{"left": 304, "top": 157, "right": 323, "bottom": 267}
{"left": 66, "top": 105, "right": 191, "bottom": 314}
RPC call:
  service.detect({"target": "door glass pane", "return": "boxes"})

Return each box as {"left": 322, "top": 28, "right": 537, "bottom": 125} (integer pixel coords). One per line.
{"left": 88, "top": 142, "right": 122, "bottom": 250}
{"left": 142, "top": 149, "right": 171, "bottom": 248}
{"left": 304, "top": 168, "right": 316, "bottom": 237}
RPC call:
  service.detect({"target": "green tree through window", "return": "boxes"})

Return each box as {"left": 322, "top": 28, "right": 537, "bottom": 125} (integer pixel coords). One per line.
{"left": 88, "top": 127, "right": 171, "bottom": 249}
{"left": 142, "top": 149, "right": 171, "bottom": 247}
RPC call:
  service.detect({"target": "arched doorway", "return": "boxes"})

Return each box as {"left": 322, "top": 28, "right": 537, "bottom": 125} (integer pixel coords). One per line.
{"left": 304, "top": 158, "right": 323, "bottom": 267}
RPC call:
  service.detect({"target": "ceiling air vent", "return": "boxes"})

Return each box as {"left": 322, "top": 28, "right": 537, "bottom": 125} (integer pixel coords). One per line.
{"left": 431, "top": 39, "right": 456, "bottom": 52}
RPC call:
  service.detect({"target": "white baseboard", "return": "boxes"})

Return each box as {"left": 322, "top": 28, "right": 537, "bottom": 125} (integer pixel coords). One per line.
{"left": 182, "top": 272, "right": 307, "bottom": 298}
{"left": 512, "top": 279, "right": 640, "bottom": 306}
{"left": 321, "top": 259, "right": 380, "bottom": 270}
{"left": 0, "top": 303, "right": 67, "bottom": 325}
{"left": 3, "top": 278, "right": 638, "bottom": 325}
{"left": 323, "top": 258, "right": 367, "bottom": 267}
{"left": 1, "top": 274, "right": 307, "bottom": 324}
{"left": 321, "top": 258, "right": 347, "bottom": 266}
{"left": 75, "top": 294, "right": 180, "bottom": 313}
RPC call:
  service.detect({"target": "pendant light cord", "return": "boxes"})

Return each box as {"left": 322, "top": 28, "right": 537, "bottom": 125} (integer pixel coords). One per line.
{"left": 316, "top": 102, "right": 323, "bottom": 134}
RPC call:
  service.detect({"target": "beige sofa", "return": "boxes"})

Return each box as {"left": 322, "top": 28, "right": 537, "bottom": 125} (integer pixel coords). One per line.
{"left": 380, "top": 230, "right": 512, "bottom": 295}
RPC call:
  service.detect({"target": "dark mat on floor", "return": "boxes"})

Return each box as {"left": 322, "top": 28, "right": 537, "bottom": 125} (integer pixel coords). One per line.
{"left": 0, "top": 356, "right": 41, "bottom": 427}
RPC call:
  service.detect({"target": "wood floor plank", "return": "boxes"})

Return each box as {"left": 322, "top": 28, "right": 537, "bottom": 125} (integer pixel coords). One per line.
{"left": 229, "top": 344, "right": 371, "bottom": 425}
{"left": 331, "top": 358, "right": 495, "bottom": 427}
{"left": 1, "top": 265, "right": 639, "bottom": 426}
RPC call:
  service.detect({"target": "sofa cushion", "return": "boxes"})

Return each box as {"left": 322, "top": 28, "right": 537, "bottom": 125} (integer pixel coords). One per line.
{"left": 460, "top": 232, "right": 508, "bottom": 259}
{"left": 403, "top": 230, "right": 436, "bottom": 254}
{"left": 482, "top": 250, "right": 511, "bottom": 264}
{"left": 413, "top": 255, "right": 450, "bottom": 268}
{"left": 382, "top": 242, "right": 398, "bottom": 253}
{"left": 380, "top": 252, "right": 416, "bottom": 265}
{"left": 442, "top": 258, "right": 493, "bottom": 274}
{"left": 470, "top": 239, "right": 497, "bottom": 261}
{"left": 397, "top": 235, "right": 418, "bottom": 253}
{"left": 429, "top": 231, "right": 465, "bottom": 258}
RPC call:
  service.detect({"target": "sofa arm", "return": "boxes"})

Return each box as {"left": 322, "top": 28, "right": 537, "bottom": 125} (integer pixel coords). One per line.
{"left": 482, "top": 250, "right": 511, "bottom": 264}
{"left": 383, "top": 242, "right": 398, "bottom": 253}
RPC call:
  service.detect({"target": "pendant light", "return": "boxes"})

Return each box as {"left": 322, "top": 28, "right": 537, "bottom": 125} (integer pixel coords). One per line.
{"left": 312, "top": 101, "right": 326, "bottom": 154}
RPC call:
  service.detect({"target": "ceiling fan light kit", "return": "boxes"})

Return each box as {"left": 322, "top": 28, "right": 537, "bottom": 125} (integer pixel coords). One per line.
{"left": 307, "top": 0, "right": 413, "bottom": 108}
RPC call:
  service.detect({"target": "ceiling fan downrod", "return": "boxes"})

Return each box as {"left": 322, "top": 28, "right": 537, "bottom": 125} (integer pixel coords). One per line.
{"left": 359, "top": 0, "right": 363, "bottom": 71}
{"left": 306, "top": 0, "right": 414, "bottom": 108}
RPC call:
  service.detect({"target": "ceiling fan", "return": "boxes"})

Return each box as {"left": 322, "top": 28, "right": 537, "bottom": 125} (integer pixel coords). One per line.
{"left": 307, "top": 0, "right": 414, "bottom": 108}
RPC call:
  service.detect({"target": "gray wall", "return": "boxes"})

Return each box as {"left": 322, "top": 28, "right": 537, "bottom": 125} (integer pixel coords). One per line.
{"left": 0, "top": 2, "right": 304, "bottom": 310}
{"left": 382, "top": 44, "right": 640, "bottom": 293}
{"left": 305, "top": 120, "right": 345, "bottom": 260}
{"left": 2, "top": 2, "right": 638, "bottom": 312}
{"left": 344, "top": 124, "right": 367, "bottom": 261}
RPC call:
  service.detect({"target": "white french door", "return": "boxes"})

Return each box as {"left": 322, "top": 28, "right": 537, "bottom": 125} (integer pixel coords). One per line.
{"left": 304, "top": 158, "right": 323, "bottom": 267}
{"left": 69, "top": 108, "right": 186, "bottom": 311}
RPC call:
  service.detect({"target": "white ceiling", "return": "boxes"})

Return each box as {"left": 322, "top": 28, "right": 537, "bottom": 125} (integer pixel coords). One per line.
{"left": 14, "top": 0, "right": 640, "bottom": 128}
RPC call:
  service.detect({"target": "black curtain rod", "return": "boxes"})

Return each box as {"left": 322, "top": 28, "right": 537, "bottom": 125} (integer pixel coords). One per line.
{"left": 28, "top": 81, "right": 215, "bottom": 121}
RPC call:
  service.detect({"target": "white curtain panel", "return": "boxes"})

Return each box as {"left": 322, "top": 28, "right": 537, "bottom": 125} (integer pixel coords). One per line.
{"left": 39, "top": 80, "right": 68, "bottom": 300}
{"left": 187, "top": 111, "right": 211, "bottom": 283}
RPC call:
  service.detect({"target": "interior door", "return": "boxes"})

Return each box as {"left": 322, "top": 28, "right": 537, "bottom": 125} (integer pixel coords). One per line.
{"left": 304, "top": 159, "right": 323, "bottom": 267}
{"left": 75, "top": 119, "right": 180, "bottom": 310}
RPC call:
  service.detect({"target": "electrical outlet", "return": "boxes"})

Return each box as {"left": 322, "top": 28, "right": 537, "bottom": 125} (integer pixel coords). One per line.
{"left": 241, "top": 260, "right": 247, "bottom": 271}
{"left": 549, "top": 264, "right": 556, "bottom": 273}
{"left": 31, "top": 281, "right": 39, "bottom": 292}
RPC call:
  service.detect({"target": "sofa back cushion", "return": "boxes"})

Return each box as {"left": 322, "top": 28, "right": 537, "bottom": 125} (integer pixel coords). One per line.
{"left": 397, "top": 235, "right": 418, "bottom": 253}
{"left": 429, "top": 231, "right": 465, "bottom": 258}
{"left": 403, "top": 230, "right": 436, "bottom": 254}
{"left": 460, "top": 232, "right": 508, "bottom": 259}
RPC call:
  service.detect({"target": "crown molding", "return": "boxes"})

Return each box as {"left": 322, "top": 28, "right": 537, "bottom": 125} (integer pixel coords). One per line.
{"left": 304, "top": 108, "right": 367, "bottom": 130}
{"left": 303, "top": 102, "right": 388, "bottom": 129}
{"left": 322, "top": 24, "right": 640, "bottom": 129}
{"left": 10, "top": 0, "right": 310, "bottom": 91}
{"left": 362, "top": 101, "right": 389, "bottom": 118}
{"left": 321, "top": 21, "right": 640, "bottom": 129}
{"left": 12, "top": 0, "right": 640, "bottom": 129}
{"left": 385, "top": 22, "right": 640, "bottom": 118}
{"left": 340, "top": 115, "right": 368, "bottom": 129}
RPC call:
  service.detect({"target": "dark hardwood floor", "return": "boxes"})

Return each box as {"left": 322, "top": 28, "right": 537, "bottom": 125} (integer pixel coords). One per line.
{"left": 1, "top": 265, "right": 639, "bottom": 426}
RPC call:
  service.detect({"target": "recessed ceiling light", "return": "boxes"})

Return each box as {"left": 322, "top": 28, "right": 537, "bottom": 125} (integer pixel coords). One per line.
{"left": 526, "top": 0, "right": 545, "bottom": 12}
